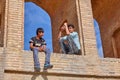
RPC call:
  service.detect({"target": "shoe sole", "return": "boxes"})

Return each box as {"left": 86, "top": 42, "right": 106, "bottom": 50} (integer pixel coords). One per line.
{"left": 44, "top": 65, "right": 53, "bottom": 70}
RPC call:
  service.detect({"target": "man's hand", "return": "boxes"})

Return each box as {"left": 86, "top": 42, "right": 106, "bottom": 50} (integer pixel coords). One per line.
{"left": 42, "top": 45, "right": 46, "bottom": 51}
{"left": 38, "top": 45, "right": 46, "bottom": 52}
{"left": 64, "top": 22, "right": 67, "bottom": 27}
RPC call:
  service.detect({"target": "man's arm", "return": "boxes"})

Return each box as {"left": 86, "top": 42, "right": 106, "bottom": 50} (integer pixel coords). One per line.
{"left": 30, "top": 42, "right": 45, "bottom": 52}
{"left": 30, "top": 43, "right": 35, "bottom": 50}
{"left": 58, "top": 31, "right": 62, "bottom": 39}
{"left": 64, "top": 22, "right": 70, "bottom": 35}
{"left": 38, "top": 39, "right": 47, "bottom": 52}
{"left": 40, "top": 45, "right": 46, "bottom": 51}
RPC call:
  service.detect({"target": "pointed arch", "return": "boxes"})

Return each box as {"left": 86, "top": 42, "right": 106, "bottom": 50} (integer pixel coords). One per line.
{"left": 24, "top": 2, "right": 53, "bottom": 51}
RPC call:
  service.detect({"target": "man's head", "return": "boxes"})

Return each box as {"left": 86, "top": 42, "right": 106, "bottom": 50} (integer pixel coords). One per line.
{"left": 36, "top": 28, "right": 44, "bottom": 37}
{"left": 68, "top": 24, "right": 75, "bottom": 33}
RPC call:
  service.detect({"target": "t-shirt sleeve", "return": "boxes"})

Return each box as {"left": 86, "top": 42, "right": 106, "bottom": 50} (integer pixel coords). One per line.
{"left": 74, "top": 32, "right": 79, "bottom": 38}
{"left": 42, "top": 38, "right": 47, "bottom": 45}
{"left": 29, "top": 37, "right": 34, "bottom": 43}
{"left": 70, "top": 32, "right": 78, "bottom": 38}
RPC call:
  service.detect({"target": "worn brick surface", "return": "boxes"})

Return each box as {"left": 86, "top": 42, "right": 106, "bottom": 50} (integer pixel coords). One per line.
{"left": 4, "top": 50, "right": 120, "bottom": 80}
{"left": 0, "top": 48, "right": 5, "bottom": 80}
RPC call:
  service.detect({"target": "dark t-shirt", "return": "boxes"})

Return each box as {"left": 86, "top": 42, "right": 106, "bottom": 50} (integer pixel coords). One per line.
{"left": 29, "top": 37, "right": 46, "bottom": 47}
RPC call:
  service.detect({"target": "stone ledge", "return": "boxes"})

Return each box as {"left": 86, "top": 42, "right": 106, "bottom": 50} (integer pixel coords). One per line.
{"left": 4, "top": 69, "right": 120, "bottom": 79}
{"left": 4, "top": 50, "right": 120, "bottom": 77}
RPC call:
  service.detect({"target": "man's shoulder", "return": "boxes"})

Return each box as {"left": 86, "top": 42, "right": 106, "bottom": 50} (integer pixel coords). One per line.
{"left": 71, "top": 32, "right": 78, "bottom": 35}
{"left": 29, "top": 36, "right": 36, "bottom": 43}
{"left": 73, "top": 32, "right": 78, "bottom": 34}
{"left": 31, "top": 36, "right": 36, "bottom": 40}
{"left": 40, "top": 37, "right": 45, "bottom": 41}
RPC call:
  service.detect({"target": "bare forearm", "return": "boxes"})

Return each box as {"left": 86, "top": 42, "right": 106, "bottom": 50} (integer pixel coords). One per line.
{"left": 58, "top": 31, "right": 62, "bottom": 39}
{"left": 64, "top": 23, "right": 70, "bottom": 35}
{"left": 38, "top": 45, "right": 46, "bottom": 52}
{"left": 30, "top": 43, "right": 35, "bottom": 49}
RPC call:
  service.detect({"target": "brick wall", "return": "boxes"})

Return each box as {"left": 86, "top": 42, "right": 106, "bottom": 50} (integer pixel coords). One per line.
{"left": 4, "top": 50, "right": 120, "bottom": 80}
{"left": 6, "top": 0, "right": 24, "bottom": 51}
{"left": 92, "top": 0, "right": 120, "bottom": 57}
{"left": 0, "top": 48, "right": 5, "bottom": 80}
{"left": 78, "top": 0, "right": 98, "bottom": 56}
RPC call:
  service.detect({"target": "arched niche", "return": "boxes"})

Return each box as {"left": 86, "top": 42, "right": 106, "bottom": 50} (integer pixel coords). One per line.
{"left": 25, "top": 0, "right": 79, "bottom": 53}
{"left": 91, "top": 0, "right": 120, "bottom": 58}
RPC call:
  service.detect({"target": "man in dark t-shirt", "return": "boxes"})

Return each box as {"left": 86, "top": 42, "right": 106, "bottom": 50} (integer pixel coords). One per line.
{"left": 29, "top": 28, "right": 53, "bottom": 72}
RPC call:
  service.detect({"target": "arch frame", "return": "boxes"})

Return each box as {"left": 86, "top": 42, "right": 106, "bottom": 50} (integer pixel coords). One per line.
{"left": 24, "top": 0, "right": 85, "bottom": 54}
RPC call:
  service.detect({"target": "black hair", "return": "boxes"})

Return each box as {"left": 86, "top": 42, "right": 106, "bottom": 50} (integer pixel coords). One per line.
{"left": 68, "top": 24, "right": 74, "bottom": 28}
{"left": 36, "top": 28, "right": 44, "bottom": 35}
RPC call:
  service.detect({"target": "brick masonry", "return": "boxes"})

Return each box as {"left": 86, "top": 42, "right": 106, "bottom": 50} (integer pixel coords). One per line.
{"left": 0, "top": 0, "right": 120, "bottom": 80}
{"left": 3, "top": 50, "right": 120, "bottom": 80}
{"left": 91, "top": 0, "right": 120, "bottom": 58}
{"left": 0, "top": 48, "right": 4, "bottom": 80}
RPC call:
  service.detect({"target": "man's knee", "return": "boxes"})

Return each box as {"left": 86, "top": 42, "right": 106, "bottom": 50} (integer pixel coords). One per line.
{"left": 59, "top": 38, "right": 65, "bottom": 43}
{"left": 32, "top": 47, "right": 39, "bottom": 53}
{"left": 45, "top": 48, "right": 51, "bottom": 53}
{"left": 33, "top": 47, "right": 38, "bottom": 50}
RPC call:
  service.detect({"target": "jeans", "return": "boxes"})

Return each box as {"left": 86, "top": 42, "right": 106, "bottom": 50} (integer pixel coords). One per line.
{"left": 33, "top": 47, "right": 51, "bottom": 68}
{"left": 59, "top": 35, "right": 79, "bottom": 54}
{"left": 59, "top": 38, "right": 67, "bottom": 54}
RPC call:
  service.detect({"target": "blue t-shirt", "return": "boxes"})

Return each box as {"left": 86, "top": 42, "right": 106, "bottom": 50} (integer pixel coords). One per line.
{"left": 69, "top": 32, "right": 81, "bottom": 49}
{"left": 60, "top": 32, "right": 81, "bottom": 49}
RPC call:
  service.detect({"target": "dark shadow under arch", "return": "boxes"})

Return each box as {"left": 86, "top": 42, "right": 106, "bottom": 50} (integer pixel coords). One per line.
{"left": 112, "top": 28, "right": 120, "bottom": 58}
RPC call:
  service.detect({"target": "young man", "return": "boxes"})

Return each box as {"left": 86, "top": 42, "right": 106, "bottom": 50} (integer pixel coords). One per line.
{"left": 67, "top": 24, "right": 81, "bottom": 55}
{"left": 29, "top": 28, "right": 53, "bottom": 72}
{"left": 58, "top": 21, "right": 81, "bottom": 55}
{"left": 58, "top": 21, "right": 70, "bottom": 54}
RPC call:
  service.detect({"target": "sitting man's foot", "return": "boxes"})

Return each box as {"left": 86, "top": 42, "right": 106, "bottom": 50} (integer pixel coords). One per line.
{"left": 34, "top": 67, "right": 41, "bottom": 72}
{"left": 44, "top": 64, "right": 53, "bottom": 70}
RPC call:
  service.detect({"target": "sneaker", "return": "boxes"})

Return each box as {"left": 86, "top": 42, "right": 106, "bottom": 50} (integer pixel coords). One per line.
{"left": 44, "top": 64, "right": 53, "bottom": 70}
{"left": 34, "top": 67, "right": 41, "bottom": 72}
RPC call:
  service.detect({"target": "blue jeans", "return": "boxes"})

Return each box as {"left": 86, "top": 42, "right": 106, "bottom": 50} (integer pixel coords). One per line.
{"left": 33, "top": 47, "right": 51, "bottom": 68}
{"left": 59, "top": 35, "right": 79, "bottom": 54}
{"left": 59, "top": 38, "right": 70, "bottom": 54}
